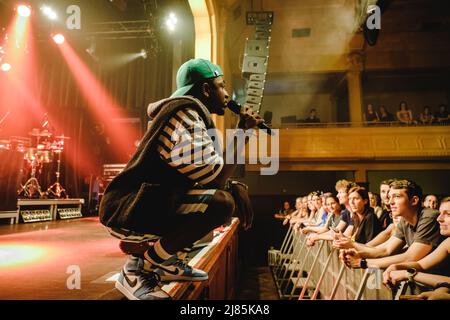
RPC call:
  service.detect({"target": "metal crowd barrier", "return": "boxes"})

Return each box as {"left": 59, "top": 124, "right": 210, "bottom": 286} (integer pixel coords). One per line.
{"left": 269, "top": 229, "right": 393, "bottom": 300}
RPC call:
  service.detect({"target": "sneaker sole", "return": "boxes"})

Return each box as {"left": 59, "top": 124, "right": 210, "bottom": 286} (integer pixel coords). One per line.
{"left": 160, "top": 274, "right": 209, "bottom": 282}
{"left": 115, "top": 281, "right": 139, "bottom": 300}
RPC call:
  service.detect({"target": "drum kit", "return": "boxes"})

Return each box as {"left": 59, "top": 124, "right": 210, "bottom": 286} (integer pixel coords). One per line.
{"left": 0, "top": 128, "right": 71, "bottom": 199}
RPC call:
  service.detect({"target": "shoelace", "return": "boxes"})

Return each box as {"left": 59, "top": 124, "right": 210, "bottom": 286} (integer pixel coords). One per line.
{"left": 173, "top": 258, "right": 192, "bottom": 271}
{"left": 137, "top": 270, "right": 162, "bottom": 291}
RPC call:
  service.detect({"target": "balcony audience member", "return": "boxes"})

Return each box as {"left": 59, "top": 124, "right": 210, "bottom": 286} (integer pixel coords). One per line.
{"left": 364, "top": 103, "right": 380, "bottom": 124}
{"left": 396, "top": 101, "right": 414, "bottom": 125}
{"left": 434, "top": 104, "right": 450, "bottom": 124}
{"left": 340, "top": 180, "right": 444, "bottom": 269}
{"left": 304, "top": 108, "right": 321, "bottom": 123}
{"left": 419, "top": 106, "right": 434, "bottom": 125}
{"left": 383, "top": 197, "right": 450, "bottom": 299}
{"left": 379, "top": 105, "right": 395, "bottom": 122}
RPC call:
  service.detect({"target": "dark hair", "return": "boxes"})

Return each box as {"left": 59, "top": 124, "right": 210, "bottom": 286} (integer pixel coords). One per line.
{"left": 325, "top": 194, "right": 340, "bottom": 204}
{"left": 348, "top": 186, "right": 370, "bottom": 211}
{"left": 369, "top": 192, "right": 381, "bottom": 206}
{"left": 348, "top": 187, "right": 371, "bottom": 229}
{"left": 389, "top": 179, "right": 423, "bottom": 204}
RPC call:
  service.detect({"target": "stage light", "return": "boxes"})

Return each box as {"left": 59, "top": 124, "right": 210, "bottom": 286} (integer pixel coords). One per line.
{"left": 165, "top": 12, "right": 177, "bottom": 32}
{"left": 17, "top": 5, "right": 31, "bottom": 17}
{"left": 140, "top": 49, "right": 148, "bottom": 59}
{"left": 41, "top": 5, "right": 57, "bottom": 20}
{"left": 1, "top": 63, "right": 11, "bottom": 72}
{"left": 52, "top": 33, "right": 65, "bottom": 44}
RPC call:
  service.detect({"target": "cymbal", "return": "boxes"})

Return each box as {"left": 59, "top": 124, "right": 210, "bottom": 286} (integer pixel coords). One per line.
{"left": 29, "top": 129, "right": 52, "bottom": 137}
{"left": 0, "top": 139, "right": 11, "bottom": 144}
{"left": 55, "top": 135, "right": 71, "bottom": 139}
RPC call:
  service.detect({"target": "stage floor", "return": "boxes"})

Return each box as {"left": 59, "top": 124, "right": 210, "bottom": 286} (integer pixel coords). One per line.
{"left": 0, "top": 217, "right": 127, "bottom": 300}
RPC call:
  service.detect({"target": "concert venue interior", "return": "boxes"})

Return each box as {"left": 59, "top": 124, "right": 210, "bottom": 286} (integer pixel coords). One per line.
{"left": 0, "top": 0, "right": 449, "bottom": 303}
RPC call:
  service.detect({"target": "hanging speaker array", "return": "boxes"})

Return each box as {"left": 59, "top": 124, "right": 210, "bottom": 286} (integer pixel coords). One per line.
{"left": 242, "top": 11, "right": 274, "bottom": 114}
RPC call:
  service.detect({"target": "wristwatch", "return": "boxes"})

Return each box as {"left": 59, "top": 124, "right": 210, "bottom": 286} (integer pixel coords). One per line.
{"left": 406, "top": 268, "right": 417, "bottom": 282}
{"left": 360, "top": 258, "right": 368, "bottom": 269}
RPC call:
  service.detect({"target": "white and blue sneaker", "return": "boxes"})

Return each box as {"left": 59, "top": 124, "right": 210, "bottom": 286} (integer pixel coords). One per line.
{"left": 115, "top": 257, "right": 171, "bottom": 300}
{"left": 144, "top": 255, "right": 208, "bottom": 282}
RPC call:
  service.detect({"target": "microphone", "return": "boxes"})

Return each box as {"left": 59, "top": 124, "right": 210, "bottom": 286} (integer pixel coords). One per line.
{"left": 227, "top": 100, "right": 273, "bottom": 135}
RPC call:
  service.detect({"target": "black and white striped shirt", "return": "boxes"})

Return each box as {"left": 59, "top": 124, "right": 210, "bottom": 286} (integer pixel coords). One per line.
{"left": 156, "top": 108, "right": 224, "bottom": 186}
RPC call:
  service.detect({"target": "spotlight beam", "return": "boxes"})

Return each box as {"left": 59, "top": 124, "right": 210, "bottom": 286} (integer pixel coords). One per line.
{"left": 56, "top": 41, "right": 141, "bottom": 161}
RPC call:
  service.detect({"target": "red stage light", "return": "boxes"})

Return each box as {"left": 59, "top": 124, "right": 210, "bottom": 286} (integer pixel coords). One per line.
{"left": 17, "top": 5, "right": 31, "bottom": 17}
{"left": 1, "top": 63, "right": 11, "bottom": 72}
{"left": 52, "top": 33, "right": 65, "bottom": 44}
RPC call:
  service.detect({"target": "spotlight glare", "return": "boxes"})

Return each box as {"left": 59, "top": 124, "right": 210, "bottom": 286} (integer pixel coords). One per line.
{"left": 1, "top": 63, "right": 11, "bottom": 72}
{"left": 41, "top": 5, "right": 57, "bottom": 20}
{"left": 52, "top": 33, "right": 65, "bottom": 44}
{"left": 165, "top": 12, "right": 177, "bottom": 32}
{"left": 17, "top": 5, "right": 31, "bottom": 17}
{"left": 140, "top": 49, "right": 148, "bottom": 59}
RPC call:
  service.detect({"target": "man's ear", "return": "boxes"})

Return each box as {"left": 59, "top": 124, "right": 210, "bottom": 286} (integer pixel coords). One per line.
{"left": 410, "top": 195, "right": 420, "bottom": 207}
{"left": 201, "top": 82, "right": 211, "bottom": 98}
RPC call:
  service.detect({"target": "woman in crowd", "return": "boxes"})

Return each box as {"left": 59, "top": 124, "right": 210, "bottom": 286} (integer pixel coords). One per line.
{"left": 305, "top": 195, "right": 344, "bottom": 246}
{"left": 419, "top": 106, "right": 434, "bottom": 125}
{"left": 364, "top": 103, "right": 380, "bottom": 124}
{"left": 379, "top": 105, "right": 395, "bottom": 122}
{"left": 369, "top": 192, "right": 383, "bottom": 220}
{"left": 396, "top": 101, "right": 414, "bottom": 125}
{"left": 347, "top": 186, "right": 382, "bottom": 243}
{"left": 283, "top": 197, "right": 303, "bottom": 225}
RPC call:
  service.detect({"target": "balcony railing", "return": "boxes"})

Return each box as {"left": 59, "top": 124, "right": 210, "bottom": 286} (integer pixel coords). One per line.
{"left": 271, "top": 121, "right": 450, "bottom": 129}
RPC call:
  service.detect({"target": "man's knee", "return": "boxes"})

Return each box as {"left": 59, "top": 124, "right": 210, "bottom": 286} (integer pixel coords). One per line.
{"left": 210, "top": 190, "right": 235, "bottom": 222}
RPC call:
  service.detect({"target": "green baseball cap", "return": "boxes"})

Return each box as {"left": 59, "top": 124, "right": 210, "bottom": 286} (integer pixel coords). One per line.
{"left": 170, "top": 58, "right": 224, "bottom": 97}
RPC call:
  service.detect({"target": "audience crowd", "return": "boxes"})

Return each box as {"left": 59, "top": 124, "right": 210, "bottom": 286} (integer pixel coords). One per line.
{"left": 364, "top": 102, "right": 450, "bottom": 125}
{"left": 277, "top": 178, "right": 450, "bottom": 300}
{"left": 280, "top": 102, "right": 449, "bottom": 126}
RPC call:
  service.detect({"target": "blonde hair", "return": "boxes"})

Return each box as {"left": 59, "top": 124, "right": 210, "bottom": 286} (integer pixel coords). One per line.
{"left": 335, "top": 179, "right": 358, "bottom": 192}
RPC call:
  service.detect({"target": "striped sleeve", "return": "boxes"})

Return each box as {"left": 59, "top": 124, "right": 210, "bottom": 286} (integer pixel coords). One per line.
{"left": 156, "top": 108, "right": 224, "bottom": 185}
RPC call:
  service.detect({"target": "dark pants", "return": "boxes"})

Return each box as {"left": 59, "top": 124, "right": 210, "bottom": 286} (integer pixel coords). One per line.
{"left": 118, "top": 190, "right": 235, "bottom": 255}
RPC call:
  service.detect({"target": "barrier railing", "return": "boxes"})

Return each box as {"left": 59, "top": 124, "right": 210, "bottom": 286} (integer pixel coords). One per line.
{"left": 269, "top": 230, "right": 393, "bottom": 300}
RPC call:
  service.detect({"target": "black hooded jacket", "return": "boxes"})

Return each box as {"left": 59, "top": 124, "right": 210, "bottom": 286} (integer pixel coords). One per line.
{"left": 99, "top": 96, "right": 216, "bottom": 234}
